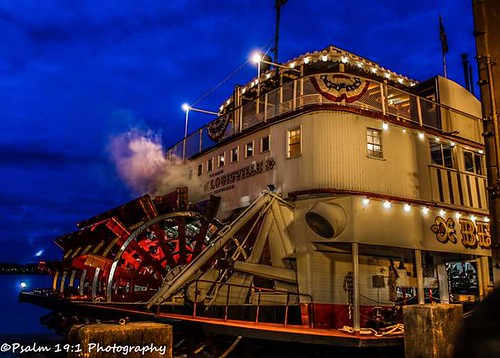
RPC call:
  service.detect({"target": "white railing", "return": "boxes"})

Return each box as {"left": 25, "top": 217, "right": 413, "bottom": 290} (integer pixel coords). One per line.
{"left": 167, "top": 74, "right": 481, "bottom": 160}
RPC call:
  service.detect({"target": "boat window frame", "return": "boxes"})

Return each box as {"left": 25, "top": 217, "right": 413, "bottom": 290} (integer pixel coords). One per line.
{"left": 287, "top": 126, "right": 302, "bottom": 158}
{"left": 261, "top": 135, "right": 270, "bottom": 153}
{"left": 245, "top": 141, "right": 254, "bottom": 158}
{"left": 429, "top": 140, "right": 454, "bottom": 169}
{"left": 217, "top": 152, "right": 226, "bottom": 168}
{"left": 366, "top": 127, "right": 383, "bottom": 159}
{"left": 463, "top": 149, "right": 483, "bottom": 175}
{"left": 231, "top": 146, "right": 239, "bottom": 163}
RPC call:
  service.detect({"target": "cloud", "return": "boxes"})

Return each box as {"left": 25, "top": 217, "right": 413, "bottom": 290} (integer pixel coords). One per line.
{"left": 0, "top": 140, "right": 98, "bottom": 168}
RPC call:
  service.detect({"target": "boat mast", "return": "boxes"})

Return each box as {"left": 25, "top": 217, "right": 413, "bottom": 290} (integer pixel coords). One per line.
{"left": 273, "top": 0, "right": 288, "bottom": 64}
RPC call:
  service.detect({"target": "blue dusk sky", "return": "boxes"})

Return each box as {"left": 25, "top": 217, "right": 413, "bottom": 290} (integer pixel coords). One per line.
{"left": 0, "top": 1, "right": 477, "bottom": 263}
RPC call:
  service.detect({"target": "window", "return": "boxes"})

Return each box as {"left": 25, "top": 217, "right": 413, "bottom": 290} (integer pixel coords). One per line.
{"left": 430, "top": 142, "right": 453, "bottom": 168}
{"left": 197, "top": 163, "right": 202, "bottom": 176}
{"left": 261, "top": 135, "right": 270, "bottom": 153}
{"left": 366, "top": 128, "right": 383, "bottom": 158}
{"left": 245, "top": 141, "right": 254, "bottom": 158}
{"left": 231, "top": 147, "right": 239, "bottom": 163}
{"left": 218, "top": 152, "right": 225, "bottom": 167}
{"left": 207, "top": 158, "right": 213, "bottom": 172}
{"left": 464, "top": 151, "right": 483, "bottom": 175}
{"left": 287, "top": 127, "right": 301, "bottom": 158}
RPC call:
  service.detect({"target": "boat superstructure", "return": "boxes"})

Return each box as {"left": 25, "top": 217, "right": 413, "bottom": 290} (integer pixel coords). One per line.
{"left": 21, "top": 45, "right": 490, "bottom": 349}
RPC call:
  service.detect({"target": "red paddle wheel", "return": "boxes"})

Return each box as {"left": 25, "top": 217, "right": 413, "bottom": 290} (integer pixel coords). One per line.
{"left": 51, "top": 188, "right": 221, "bottom": 303}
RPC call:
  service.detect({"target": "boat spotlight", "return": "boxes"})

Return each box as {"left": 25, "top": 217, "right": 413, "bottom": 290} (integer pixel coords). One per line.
{"left": 306, "top": 202, "right": 347, "bottom": 239}
{"left": 20, "top": 281, "right": 27, "bottom": 290}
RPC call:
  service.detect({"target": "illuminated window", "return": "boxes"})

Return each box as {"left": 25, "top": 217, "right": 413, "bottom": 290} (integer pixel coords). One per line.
{"left": 207, "top": 158, "right": 213, "bottom": 172}
{"left": 430, "top": 142, "right": 453, "bottom": 168}
{"left": 231, "top": 147, "right": 239, "bottom": 163}
{"left": 261, "top": 135, "right": 270, "bottom": 152}
{"left": 245, "top": 141, "right": 254, "bottom": 158}
{"left": 218, "top": 152, "right": 225, "bottom": 167}
{"left": 197, "top": 163, "right": 202, "bottom": 176}
{"left": 366, "top": 128, "right": 383, "bottom": 158}
{"left": 287, "top": 127, "right": 301, "bottom": 158}
{"left": 464, "top": 150, "right": 483, "bottom": 175}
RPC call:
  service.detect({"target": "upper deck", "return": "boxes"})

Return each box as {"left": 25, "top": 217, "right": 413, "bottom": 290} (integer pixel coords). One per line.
{"left": 167, "top": 46, "right": 482, "bottom": 160}
{"left": 165, "top": 46, "right": 485, "bottom": 219}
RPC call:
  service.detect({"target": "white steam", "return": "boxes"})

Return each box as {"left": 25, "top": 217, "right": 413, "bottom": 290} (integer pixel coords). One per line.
{"left": 108, "top": 129, "right": 201, "bottom": 197}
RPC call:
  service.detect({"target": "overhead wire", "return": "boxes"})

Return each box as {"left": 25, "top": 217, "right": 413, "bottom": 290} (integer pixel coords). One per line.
{"left": 190, "top": 42, "right": 274, "bottom": 108}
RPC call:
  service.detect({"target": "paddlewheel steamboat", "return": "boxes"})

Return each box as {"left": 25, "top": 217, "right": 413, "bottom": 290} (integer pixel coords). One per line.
{"left": 21, "top": 45, "right": 490, "bottom": 351}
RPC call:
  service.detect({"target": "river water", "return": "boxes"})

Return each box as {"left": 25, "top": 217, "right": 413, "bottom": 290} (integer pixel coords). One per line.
{"left": 0, "top": 274, "right": 54, "bottom": 335}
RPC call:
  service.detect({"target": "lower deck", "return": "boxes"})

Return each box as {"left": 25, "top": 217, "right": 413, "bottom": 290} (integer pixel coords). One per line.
{"left": 19, "top": 292, "right": 403, "bottom": 348}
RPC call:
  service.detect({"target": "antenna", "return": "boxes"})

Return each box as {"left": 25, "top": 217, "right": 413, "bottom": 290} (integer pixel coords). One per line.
{"left": 273, "top": 0, "right": 288, "bottom": 64}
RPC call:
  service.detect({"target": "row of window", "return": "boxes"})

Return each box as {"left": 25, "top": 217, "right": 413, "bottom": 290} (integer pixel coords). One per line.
{"left": 198, "top": 135, "right": 273, "bottom": 176}
{"left": 367, "top": 127, "right": 484, "bottom": 175}
{"left": 198, "top": 127, "right": 483, "bottom": 178}
{"left": 430, "top": 141, "right": 483, "bottom": 175}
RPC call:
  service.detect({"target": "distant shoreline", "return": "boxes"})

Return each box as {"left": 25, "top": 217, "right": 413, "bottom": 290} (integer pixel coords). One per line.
{"left": 0, "top": 263, "right": 51, "bottom": 275}
{"left": 0, "top": 272, "right": 49, "bottom": 275}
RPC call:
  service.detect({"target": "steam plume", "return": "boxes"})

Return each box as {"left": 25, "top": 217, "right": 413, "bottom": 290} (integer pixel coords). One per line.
{"left": 108, "top": 129, "right": 200, "bottom": 197}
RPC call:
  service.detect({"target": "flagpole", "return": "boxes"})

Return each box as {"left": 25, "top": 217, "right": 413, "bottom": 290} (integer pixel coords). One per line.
{"left": 443, "top": 52, "right": 447, "bottom": 78}
{"left": 439, "top": 15, "right": 449, "bottom": 78}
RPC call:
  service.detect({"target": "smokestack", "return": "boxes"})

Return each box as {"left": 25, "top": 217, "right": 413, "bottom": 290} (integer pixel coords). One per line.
{"left": 461, "top": 53, "right": 472, "bottom": 92}
{"left": 469, "top": 63, "right": 475, "bottom": 95}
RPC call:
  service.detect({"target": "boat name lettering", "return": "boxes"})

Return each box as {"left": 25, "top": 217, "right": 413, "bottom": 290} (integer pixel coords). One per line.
{"left": 205, "top": 158, "right": 276, "bottom": 192}
{"left": 430, "top": 216, "right": 491, "bottom": 249}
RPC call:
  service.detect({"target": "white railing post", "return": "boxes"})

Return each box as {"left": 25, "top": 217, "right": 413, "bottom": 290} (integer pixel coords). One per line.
{"left": 417, "top": 96, "right": 423, "bottom": 126}
{"left": 264, "top": 92, "right": 268, "bottom": 122}
{"left": 380, "top": 83, "right": 386, "bottom": 116}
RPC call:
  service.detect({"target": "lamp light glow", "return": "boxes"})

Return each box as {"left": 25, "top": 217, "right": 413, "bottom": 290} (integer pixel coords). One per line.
{"left": 251, "top": 53, "right": 262, "bottom": 64}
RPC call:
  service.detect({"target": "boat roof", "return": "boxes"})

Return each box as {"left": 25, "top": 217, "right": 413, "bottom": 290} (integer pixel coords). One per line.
{"left": 218, "top": 45, "right": 417, "bottom": 114}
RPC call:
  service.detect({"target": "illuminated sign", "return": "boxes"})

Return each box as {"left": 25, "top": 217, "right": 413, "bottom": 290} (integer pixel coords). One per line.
{"left": 430, "top": 216, "right": 491, "bottom": 250}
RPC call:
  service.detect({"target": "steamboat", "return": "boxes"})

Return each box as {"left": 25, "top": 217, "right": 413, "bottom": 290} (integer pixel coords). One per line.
{"left": 21, "top": 44, "right": 490, "bottom": 351}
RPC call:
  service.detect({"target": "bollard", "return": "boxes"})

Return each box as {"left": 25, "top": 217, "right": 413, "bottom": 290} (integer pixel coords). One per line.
{"left": 68, "top": 321, "right": 172, "bottom": 358}
{"left": 403, "top": 304, "right": 462, "bottom": 358}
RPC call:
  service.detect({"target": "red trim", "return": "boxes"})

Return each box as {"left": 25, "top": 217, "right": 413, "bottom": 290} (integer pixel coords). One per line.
{"left": 311, "top": 75, "right": 370, "bottom": 103}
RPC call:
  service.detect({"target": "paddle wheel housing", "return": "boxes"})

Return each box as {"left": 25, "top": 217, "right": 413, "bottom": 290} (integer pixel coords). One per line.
{"left": 50, "top": 188, "right": 221, "bottom": 303}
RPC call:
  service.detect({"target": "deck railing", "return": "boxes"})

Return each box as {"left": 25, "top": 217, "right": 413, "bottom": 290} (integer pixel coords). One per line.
{"left": 187, "top": 278, "right": 315, "bottom": 327}
{"left": 167, "top": 74, "right": 482, "bottom": 160}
